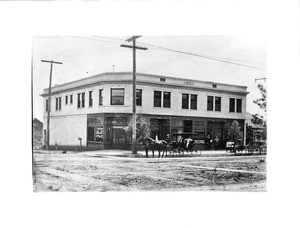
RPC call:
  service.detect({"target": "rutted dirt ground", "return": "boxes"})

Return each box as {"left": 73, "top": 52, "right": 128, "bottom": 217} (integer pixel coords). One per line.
{"left": 32, "top": 151, "right": 267, "bottom": 192}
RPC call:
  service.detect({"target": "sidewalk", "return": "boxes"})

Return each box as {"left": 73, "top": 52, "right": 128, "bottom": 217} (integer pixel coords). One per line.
{"left": 33, "top": 149, "right": 234, "bottom": 158}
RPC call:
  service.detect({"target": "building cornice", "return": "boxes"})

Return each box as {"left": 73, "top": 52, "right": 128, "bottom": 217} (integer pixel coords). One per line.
{"left": 40, "top": 80, "right": 248, "bottom": 97}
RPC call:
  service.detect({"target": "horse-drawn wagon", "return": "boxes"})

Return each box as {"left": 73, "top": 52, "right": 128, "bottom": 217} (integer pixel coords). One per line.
{"left": 138, "top": 132, "right": 204, "bottom": 158}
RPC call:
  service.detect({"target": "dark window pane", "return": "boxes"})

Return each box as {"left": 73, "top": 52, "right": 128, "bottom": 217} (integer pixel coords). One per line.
{"left": 70, "top": 95, "right": 73, "bottom": 104}
{"left": 163, "top": 92, "right": 171, "bottom": 108}
{"left": 207, "top": 96, "right": 213, "bottom": 111}
{"left": 154, "top": 91, "right": 162, "bottom": 107}
{"left": 89, "top": 91, "right": 93, "bottom": 107}
{"left": 111, "top": 89, "right": 124, "bottom": 105}
{"left": 55, "top": 97, "right": 58, "bottom": 110}
{"left": 136, "top": 89, "right": 142, "bottom": 106}
{"left": 237, "top": 99, "right": 242, "bottom": 113}
{"left": 229, "top": 98, "right": 235, "bottom": 112}
{"left": 87, "top": 127, "right": 95, "bottom": 142}
{"left": 111, "top": 89, "right": 124, "bottom": 97}
{"left": 77, "top": 93, "right": 81, "bottom": 108}
{"left": 82, "top": 93, "right": 85, "bottom": 107}
{"left": 215, "top": 97, "right": 221, "bottom": 111}
{"left": 46, "top": 99, "right": 48, "bottom": 112}
{"left": 182, "top": 93, "right": 189, "bottom": 109}
{"left": 65, "top": 96, "right": 68, "bottom": 105}
{"left": 191, "top": 94, "right": 197, "bottom": 110}
{"left": 59, "top": 97, "right": 61, "bottom": 110}
{"left": 99, "top": 89, "right": 103, "bottom": 106}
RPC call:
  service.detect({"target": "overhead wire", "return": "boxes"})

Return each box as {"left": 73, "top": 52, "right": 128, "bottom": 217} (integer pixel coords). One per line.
{"left": 70, "top": 36, "right": 266, "bottom": 71}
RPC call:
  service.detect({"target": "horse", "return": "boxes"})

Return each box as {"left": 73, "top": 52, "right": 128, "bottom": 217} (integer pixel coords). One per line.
{"left": 138, "top": 136, "right": 168, "bottom": 158}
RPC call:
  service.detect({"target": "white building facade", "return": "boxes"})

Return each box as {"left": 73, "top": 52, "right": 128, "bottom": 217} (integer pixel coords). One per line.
{"left": 41, "top": 72, "right": 248, "bottom": 150}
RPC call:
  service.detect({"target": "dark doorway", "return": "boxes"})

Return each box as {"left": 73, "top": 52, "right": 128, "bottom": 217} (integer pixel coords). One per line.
{"left": 105, "top": 116, "right": 128, "bottom": 150}
{"left": 183, "top": 120, "right": 193, "bottom": 133}
{"left": 150, "top": 118, "right": 170, "bottom": 140}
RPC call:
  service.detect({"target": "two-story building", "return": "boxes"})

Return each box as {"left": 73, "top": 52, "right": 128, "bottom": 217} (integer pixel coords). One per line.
{"left": 41, "top": 72, "right": 248, "bottom": 150}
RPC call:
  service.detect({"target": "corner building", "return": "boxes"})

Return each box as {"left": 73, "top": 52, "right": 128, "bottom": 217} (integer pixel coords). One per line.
{"left": 41, "top": 72, "right": 248, "bottom": 150}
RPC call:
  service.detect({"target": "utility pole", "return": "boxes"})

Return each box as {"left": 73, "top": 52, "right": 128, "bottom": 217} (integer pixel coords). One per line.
{"left": 121, "top": 36, "right": 147, "bottom": 154}
{"left": 41, "top": 60, "right": 63, "bottom": 150}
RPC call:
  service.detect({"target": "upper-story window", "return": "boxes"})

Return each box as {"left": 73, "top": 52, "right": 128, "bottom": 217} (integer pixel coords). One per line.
{"left": 89, "top": 91, "right": 93, "bottom": 107}
{"left": 45, "top": 99, "right": 48, "bottom": 112}
{"left": 154, "top": 90, "right": 171, "bottom": 108}
{"left": 154, "top": 91, "right": 162, "bottom": 107}
{"left": 136, "top": 89, "right": 142, "bottom": 106}
{"left": 163, "top": 92, "right": 171, "bottom": 108}
{"left": 207, "top": 96, "right": 221, "bottom": 111}
{"left": 65, "top": 96, "right": 68, "bottom": 105}
{"left": 191, "top": 94, "right": 197, "bottom": 110}
{"left": 237, "top": 99, "right": 242, "bottom": 113}
{"left": 207, "top": 96, "right": 214, "bottom": 111}
{"left": 215, "top": 97, "right": 221, "bottom": 111}
{"left": 229, "top": 98, "right": 243, "bottom": 113}
{"left": 229, "top": 98, "right": 235, "bottom": 112}
{"left": 77, "top": 92, "right": 85, "bottom": 108}
{"left": 55, "top": 97, "right": 61, "bottom": 111}
{"left": 99, "top": 89, "right": 103, "bottom": 106}
{"left": 111, "top": 88, "right": 124, "bottom": 105}
{"left": 160, "top": 78, "right": 166, "bottom": 82}
{"left": 70, "top": 95, "right": 73, "bottom": 104}
{"left": 182, "top": 93, "right": 189, "bottom": 109}
{"left": 183, "top": 93, "right": 197, "bottom": 110}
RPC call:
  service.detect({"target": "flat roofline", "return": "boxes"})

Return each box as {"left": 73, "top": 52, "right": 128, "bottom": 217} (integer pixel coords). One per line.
{"left": 43, "top": 72, "right": 247, "bottom": 92}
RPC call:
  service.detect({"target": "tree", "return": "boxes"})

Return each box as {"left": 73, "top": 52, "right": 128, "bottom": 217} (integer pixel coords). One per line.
{"left": 124, "top": 115, "right": 150, "bottom": 140}
{"left": 246, "top": 124, "right": 253, "bottom": 145}
{"left": 253, "top": 84, "right": 267, "bottom": 113}
{"left": 225, "top": 120, "right": 243, "bottom": 145}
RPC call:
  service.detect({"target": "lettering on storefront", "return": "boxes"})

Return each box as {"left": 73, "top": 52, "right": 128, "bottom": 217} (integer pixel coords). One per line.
{"left": 95, "top": 126, "right": 104, "bottom": 142}
{"left": 184, "top": 81, "right": 194, "bottom": 86}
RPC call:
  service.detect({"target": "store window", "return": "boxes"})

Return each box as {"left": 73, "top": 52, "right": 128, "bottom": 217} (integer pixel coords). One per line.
{"left": 111, "top": 88, "right": 124, "bottom": 105}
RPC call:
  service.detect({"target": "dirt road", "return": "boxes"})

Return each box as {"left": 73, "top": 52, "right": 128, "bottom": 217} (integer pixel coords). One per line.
{"left": 32, "top": 151, "right": 267, "bottom": 192}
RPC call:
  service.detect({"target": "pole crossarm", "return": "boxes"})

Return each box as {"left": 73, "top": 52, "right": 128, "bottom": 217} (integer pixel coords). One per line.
{"left": 120, "top": 44, "right": 148, "bottom": 50}
{"left": 41, "top": 60, "right": 63, "bottom": 65}
{"left": 126, "top": 35, "right": 142, "bottom": 42}
{"left": 255, "top": 77, "right": 267, "bottom": 82}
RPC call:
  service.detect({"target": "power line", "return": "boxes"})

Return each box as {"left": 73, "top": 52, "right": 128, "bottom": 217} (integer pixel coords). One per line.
{"left": 90, "top": 36, "right": 265, "bottom": 66}
{"left": 70, "top": 36, "right": 266, "bottom": 71}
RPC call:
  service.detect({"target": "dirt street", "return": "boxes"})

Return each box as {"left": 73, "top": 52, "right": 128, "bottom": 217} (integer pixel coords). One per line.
{"left": 32, "top": 151, "right": 267, "bottom": 192}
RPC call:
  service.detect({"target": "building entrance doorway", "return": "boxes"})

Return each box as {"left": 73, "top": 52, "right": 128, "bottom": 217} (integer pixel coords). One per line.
{"left": 183, "top": 120, "right": 193, "bottom": 133}
{"left": 105, "top": 116, "right": 129, "bottom": 150}
{"left": 150, "top": 118, "right": 170, "bottom": 140}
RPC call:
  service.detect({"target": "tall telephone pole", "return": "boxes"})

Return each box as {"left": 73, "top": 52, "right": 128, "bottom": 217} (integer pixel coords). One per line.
{"left": 121, "top": 36, "right": 147, "bottom": 154}
{"left": 41, "top": 60, "right": 63, "bottom": 150}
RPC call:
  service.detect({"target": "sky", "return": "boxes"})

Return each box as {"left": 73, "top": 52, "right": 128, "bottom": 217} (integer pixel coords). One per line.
{"left": 32, "top": 35, "right": 266, "bottom": 121}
